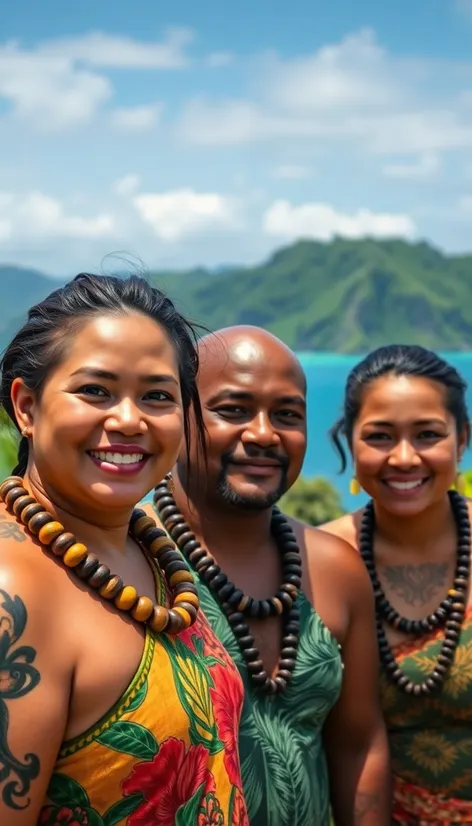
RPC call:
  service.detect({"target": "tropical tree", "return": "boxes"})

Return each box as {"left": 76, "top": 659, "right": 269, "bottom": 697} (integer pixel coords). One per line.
{"left": 462, "top": 469, "right": 472, "bottom": 498}
{"left": 279, "top": 475, "right": 344, "bottom": 526}
{"left": 0, "top": 410, "right": 18, "bottom": 478}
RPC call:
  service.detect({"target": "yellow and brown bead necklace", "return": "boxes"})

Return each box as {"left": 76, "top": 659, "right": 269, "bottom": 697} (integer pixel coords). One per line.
{"left": 0, "top": 476, "right": 199, "bottom": 636}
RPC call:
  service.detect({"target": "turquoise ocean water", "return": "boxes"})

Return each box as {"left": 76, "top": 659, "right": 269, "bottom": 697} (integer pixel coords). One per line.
{"left": 298, "top": 351, "right": 472, "bottom": 512}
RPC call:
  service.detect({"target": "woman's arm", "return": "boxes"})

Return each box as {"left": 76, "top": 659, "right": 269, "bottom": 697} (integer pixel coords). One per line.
{"left": 0, "top": 560, "right": 71, "bottom": 824}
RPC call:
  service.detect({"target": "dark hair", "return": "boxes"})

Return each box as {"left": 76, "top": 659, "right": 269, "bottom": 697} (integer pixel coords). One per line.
{"left": 330, "top": 344, "right": 470, "bottom": 472}
{"left": 0, "top": 273, "right": 206, "bottom": 476}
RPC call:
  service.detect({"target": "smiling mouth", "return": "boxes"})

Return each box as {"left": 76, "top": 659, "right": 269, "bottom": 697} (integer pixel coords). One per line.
{"left": 382, "top": 478, "right": 429, "bottom": 492}
{"left": 89, "top": 450, "right": 147, "bottom": 465}
{"left": 228, "top": 460, "right": 283, "bottom": 477}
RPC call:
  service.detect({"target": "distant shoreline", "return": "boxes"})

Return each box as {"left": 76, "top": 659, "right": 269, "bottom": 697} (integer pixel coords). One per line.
{"left": 296, "top": 350, "right": 472, "bottom": 362}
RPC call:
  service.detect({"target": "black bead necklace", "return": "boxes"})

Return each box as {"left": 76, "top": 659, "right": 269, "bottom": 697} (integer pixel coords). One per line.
{"left": 153, "top": 476, "right": 303, "bottom": 694}
{"left": 360, "top": 490, "right": 471, "bottom": 697}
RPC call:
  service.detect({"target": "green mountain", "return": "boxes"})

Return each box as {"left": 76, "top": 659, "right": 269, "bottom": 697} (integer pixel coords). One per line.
{"left": 2, "top": 238, "right": 472, "bottom": 353}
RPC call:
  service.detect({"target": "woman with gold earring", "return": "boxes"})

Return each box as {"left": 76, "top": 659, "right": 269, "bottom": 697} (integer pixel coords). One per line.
{"left": 0, "top": 275, "right": 248, "bottom": 825}
{"left": 321, "top": 344, "right": 472, "bottom": 825}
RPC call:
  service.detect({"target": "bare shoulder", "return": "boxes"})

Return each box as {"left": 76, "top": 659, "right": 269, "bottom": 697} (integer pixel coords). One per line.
{"left": 288, "top": 514, "right": 373, "bottom": 604}
{"left": 287, "top": 515, "right": 375, "bottom": 642}
{"left": 0, "top": 502, "right": 67, "bottom": 646}
{"left": 318, "top": 510, "right": 363, "bottom": 550}
{"left": 289, "top": 515, "right": 364, "bottom": 576}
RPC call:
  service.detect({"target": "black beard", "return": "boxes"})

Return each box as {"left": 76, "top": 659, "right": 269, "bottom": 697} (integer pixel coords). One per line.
{"left": 215, "top": 461, "right": 289, "bottom": 511}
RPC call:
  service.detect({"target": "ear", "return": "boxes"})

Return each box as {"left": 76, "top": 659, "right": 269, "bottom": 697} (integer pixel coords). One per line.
{"left": 10, "top": 378, "right": 37, "bottom": 435}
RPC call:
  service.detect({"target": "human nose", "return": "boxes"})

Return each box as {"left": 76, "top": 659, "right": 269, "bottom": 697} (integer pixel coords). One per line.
{"left": 241, "top": 412, "right": 280, "bottom": 448}
{"left": 105, "top": 397, "right": 146, "bottom": 435}
{"left": 387, "top": 438, "right": 420, "bottom": 469}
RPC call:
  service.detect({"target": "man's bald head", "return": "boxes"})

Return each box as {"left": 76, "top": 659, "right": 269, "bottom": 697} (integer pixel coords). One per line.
{"left": 176, "top": 324, "right": 307, "bottom": 512}
{"left": 198, "top": 326, "right": 306, "bottom": 395}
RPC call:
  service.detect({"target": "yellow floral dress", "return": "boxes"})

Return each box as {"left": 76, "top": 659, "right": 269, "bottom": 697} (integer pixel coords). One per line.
{"left": 380, "top": 606, "right": 472, "bottom": 824}
{"left": 37, "top": 569, "right": 248, "bottom": 826}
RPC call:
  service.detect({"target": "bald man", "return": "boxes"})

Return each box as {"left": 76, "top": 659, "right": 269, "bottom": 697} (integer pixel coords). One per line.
{"left": 150, "top": 326, "right": 390, "bottom": 826}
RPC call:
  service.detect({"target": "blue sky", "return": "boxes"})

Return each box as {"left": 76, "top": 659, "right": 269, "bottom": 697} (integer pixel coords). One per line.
{"left": 2, "top": 0, "right": 472, "bottom": 275}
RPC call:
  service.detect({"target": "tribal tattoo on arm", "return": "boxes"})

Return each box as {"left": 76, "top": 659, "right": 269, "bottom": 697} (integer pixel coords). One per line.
{"left": 0, "top": 588, "right": 40, "bottom": 810}
{"left": 0, "top": 515, "right": 26, "bottom": 543}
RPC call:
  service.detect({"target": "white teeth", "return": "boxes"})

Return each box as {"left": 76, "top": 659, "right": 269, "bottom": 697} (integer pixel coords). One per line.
{"left": 90, "top": 451, "right": 144, "bottom": 465}
{"left": 387, "top": 479, "right": 424, "bottom": 490}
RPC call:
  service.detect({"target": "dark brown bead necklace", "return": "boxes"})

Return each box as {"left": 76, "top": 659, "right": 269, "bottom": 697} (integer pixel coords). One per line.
{"left": 360, "top": 490, "right": 471, "bottom": 697}
{"left": 153, "top": 476, "right": 302, "bottom": 694}
{"left": 0, "top": 476, "right": 200, "bottom": 636}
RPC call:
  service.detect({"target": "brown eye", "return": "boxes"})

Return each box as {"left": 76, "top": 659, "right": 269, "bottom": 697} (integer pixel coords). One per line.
{"left": 215, "top": 406, "right": 246, "bottom": 416}
{"left": 145, "top": 391, "right": 172, "bottom": 401}
{"left": 364, "top": 432, "right": 390, "bottom": 442}
{"left": 76, "top": 384, "right": 108, "bottom": 397}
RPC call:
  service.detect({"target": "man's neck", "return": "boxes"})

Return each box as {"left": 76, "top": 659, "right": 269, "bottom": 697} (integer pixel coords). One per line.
{"left": 171, "top": 475, "right": 274, "bottom": 563}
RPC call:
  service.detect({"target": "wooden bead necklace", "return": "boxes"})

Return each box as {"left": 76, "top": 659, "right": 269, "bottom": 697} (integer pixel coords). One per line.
{"left": 153, "top": 476, "right": 302, "bottom": 694}
{"left": 0, "top": 476, "right": 199, "bottom": 636}
{"left": 360, "top": 490, "right": 471, "bottom": 696}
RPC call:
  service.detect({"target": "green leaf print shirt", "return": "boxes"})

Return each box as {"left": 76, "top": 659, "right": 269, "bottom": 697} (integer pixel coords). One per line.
{"left": 195, "top": 576, "right": 344, "bottom": 826}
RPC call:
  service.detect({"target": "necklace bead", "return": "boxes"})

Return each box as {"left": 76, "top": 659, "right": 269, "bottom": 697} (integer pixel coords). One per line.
{"left": 153, "top": 477, "right": 303, "bottom": 694}
{"left": 360, "top": 491, "right": 470, "bottom": 696}
{"left": 0, "top": 476, "right": 199, "bottom": 636}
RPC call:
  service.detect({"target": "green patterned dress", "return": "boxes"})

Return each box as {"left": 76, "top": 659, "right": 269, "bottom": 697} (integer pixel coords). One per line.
{"left": 381, "top": 606, "right": 472, "bottom": 823}
{"left": 195, "top": 575, "right": 343, "bottom": 826}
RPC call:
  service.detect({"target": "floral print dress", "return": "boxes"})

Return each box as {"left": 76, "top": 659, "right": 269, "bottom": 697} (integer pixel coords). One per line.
{"left": 38, "top": 569, "right": 248, "bottom": 826}
{"left": 380, "top": 606, "right": 472, "bottom": 824}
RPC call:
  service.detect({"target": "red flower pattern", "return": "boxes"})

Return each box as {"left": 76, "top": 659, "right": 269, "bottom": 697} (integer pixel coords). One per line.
{"left": 198, "top": 793, "right": 225, "bottom": 826}
{"left": 38, "top": 806, "right": 91, "bottom": 826}
{"left": 197, "top": 773, "right": 224, "bottom": 826}
{"left": 122, "top": 737, "right": 210, "bottom": 826}
{"left": 231, "top": 789, "right": 250, "bottom": 826}
{"left": 210, "top": 665, "right": 244, "bottom": 788}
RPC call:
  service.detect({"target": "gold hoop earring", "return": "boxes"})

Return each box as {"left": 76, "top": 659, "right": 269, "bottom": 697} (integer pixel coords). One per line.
{"left": 349, "top": 477, "right": 361, "bottom": 496}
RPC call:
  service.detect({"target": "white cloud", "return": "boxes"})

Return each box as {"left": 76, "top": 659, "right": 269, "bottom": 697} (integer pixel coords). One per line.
{"left": 45, "top": 27, "right": 194, "bottom": 69}
{"left": 263, "top": 199, "right": 416, "bottom": 242}
{"left": 382, "top": 152, "right": 440, "bottom": 181}
{"left": 205, "top": 52, "right": 235, "bottom": 68}
{"left": 133, "top": 188, "right": 237, "bottom": 240}
{"left": 272, "top": 164, "right": 312, "bottom": 180}
{"left": 178, "top": 29, "right": 472, "bottom": 156}
{"left": 0, "top": 43, "right": 112, "bottom": 130}
{"left": 265, "top": 29, "right": 400, "bottom": 112}
{"left": 0, "top": 28, "right": 192, "bottom": 130}
{"left": 111, "top": 103, "right": 162, "bottom": 131}
{"left": 0, "top": 191, "right": 115, "bottom": 240}
{"left": 114, "top": 174, "right": 141, "bottom": 196}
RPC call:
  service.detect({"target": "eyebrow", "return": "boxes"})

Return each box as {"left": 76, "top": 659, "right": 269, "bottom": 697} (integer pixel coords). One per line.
{"left": 71, "top": 368, "right": 178, "bottom": 385}
{"left": 364, "top": 418, "right": 447, "bottom": 427}
{"left": 207, "top": 389, "right": 306, "bottom": 407}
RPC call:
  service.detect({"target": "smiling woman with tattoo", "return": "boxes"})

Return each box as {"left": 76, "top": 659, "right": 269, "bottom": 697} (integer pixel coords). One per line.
{"left": 0, "top": 275, "right": 248, "bottom": 825}
{"left": 322, "top": 344, "right": 472, "bottom": 824}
